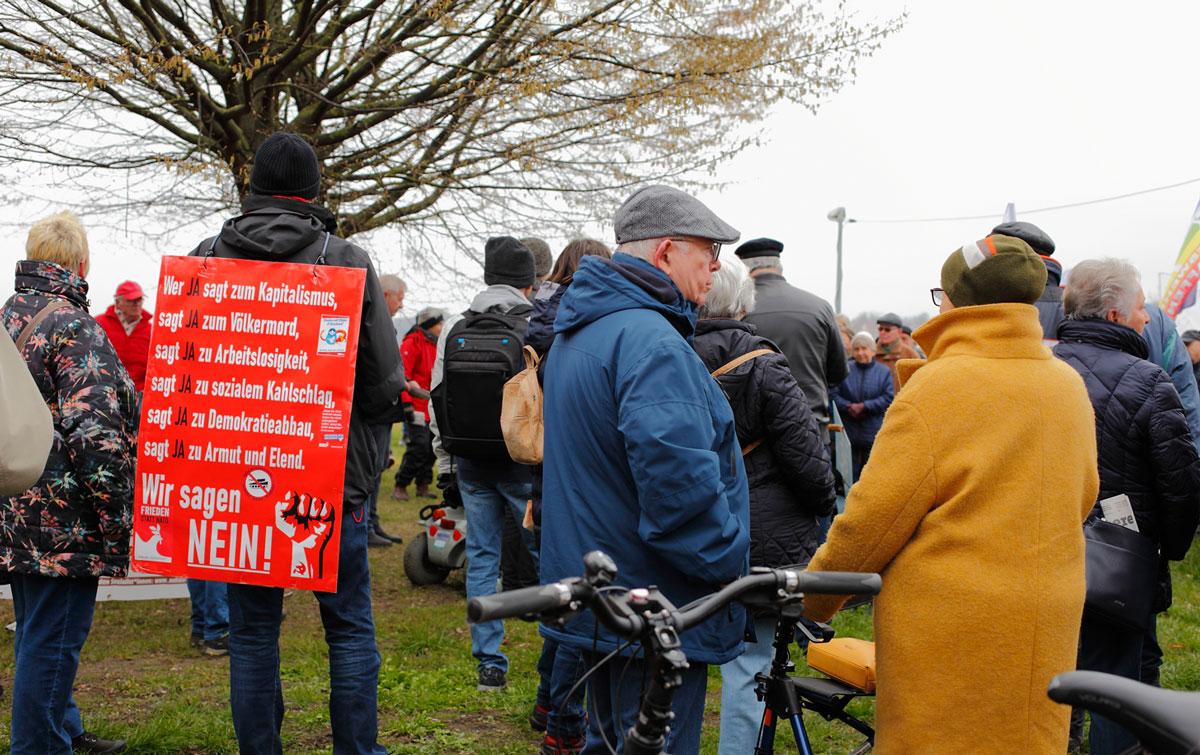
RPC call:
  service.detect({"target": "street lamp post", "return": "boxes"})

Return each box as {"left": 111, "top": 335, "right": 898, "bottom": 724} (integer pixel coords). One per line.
{"left": 827, "top": 206, "right": 847, "bottom": 313}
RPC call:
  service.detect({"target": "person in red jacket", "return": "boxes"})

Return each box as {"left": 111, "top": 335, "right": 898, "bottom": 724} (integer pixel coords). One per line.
{"left": 96, "top": 280, "right": 152, "bottom": 391}
{"left": 393, "top": 306, "right": 443, "bottom": 500}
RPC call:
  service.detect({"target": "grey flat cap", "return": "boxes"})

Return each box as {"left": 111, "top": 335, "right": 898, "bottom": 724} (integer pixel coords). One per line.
{"left": 614, "top": 185, "right": 740, "bottom": 245}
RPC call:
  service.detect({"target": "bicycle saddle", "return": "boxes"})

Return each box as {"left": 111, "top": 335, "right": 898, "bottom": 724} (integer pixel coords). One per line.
{"left": 1048, "top": 671, "right": 1200, "bottom": 755}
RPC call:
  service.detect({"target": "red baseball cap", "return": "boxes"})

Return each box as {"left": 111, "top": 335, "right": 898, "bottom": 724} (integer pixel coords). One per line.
{"left": 115, "top": 280, "right": 144, "bottom": 299}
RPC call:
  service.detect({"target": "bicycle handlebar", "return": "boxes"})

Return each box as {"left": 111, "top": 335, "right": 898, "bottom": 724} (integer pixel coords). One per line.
{"left": 467, "top": 581, "right": 590, "bottom": 623}
{"left": 466, "top": 551, "right": 882, "bottom": 641}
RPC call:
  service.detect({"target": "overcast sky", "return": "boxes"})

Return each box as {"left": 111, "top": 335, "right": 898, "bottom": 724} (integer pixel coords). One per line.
{"left": 5, "top": 0, "right": 1200, "bottom": 330}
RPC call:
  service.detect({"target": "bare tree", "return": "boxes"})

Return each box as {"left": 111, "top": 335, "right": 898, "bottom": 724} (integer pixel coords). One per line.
{"left": 0, "top": 1, "right": 900, "bottom": 239}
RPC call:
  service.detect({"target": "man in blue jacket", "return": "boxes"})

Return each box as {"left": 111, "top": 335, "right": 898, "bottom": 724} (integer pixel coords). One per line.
{"left": 539, "top": 185, "right": 750, "bottom": 754}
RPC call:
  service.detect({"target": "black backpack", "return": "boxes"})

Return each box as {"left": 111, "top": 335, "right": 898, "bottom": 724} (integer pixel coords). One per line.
{"left": 431, "top": 304, "right": 533, "bottom": 461}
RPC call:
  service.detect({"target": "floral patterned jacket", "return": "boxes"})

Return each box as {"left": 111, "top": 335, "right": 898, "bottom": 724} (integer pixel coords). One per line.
{"left": 0, "top": 260, "right": 137, "bottom": 579}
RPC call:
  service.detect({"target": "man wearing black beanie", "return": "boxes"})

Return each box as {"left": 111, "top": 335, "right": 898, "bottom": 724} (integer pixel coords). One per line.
{"left": 428, "top": 236, "right": 539, "bottom": 693}
{"left": 188, "top": 131, "right": 403, "bottom": 755}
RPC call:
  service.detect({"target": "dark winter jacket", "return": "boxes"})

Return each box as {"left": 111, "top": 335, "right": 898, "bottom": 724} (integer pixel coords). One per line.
{"left": 540, "top": 253, "right": 750, "bottom": 665}
{"left": 1142, "top": 304, "right": 1200, "bottom": 454}
{"left": 832, "top": 359, "right": 895, "bottom": 448}
{"left": 190, "top": 202, "right": 405, "bottom": 512}
{"left": 693, "top": 319, "right": 835, "bottom": 570}
{"left": 744, "top": 273, "right": 846, "bottom": 434}
{"left": 0, "top": 260, "right": 138, "bottom": 580}
{"left": 526, "top": 281, "right": 566, "bottom": 356}
{"left": 1036, "top": 257, "right": 1065, "bottom": 343}
{"left": 1054, "top": 318, "right": 1200, "bottom": 560}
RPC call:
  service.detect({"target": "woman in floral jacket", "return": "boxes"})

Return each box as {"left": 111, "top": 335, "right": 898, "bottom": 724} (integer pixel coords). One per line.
{"left": 0, "top": 211, "right": 137, "bottom": 754}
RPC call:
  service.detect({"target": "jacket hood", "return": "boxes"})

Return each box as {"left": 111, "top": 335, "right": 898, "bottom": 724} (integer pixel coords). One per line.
{"left": 1041, "top": 256, "right": 1063, "bottom": 287}
{"left": 555, "top": 253, "right": 696, "bottom": 340}
{"left": 468, "top": 284, "right": 531, "bottom": 314}
{"left": 899, "top": 303, "right": 1047, "bottom": 387}
{"left": 1056, "top": 317, "right": 1149, "bottom": 360}
{"left": 216, "top": 208, "right": 327, "bottom": 260}
{"left": 14, "top": 259, "right": 89, "bottom": 308}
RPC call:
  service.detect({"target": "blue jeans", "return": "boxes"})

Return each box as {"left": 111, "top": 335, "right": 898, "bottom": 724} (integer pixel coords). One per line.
{"left": 227, "top": 508, "right": 385, "bottom": 754}
{"left": 187, "top": 578, "right": 229, "bottom": 642}
{"left": 1078, "top": 613, "right": 1144, "bottom": 755}
{"left": 717, "top": 614, "right": 777, "bottom": 754}
{"left": 582, "top": 649, "right": 708, "bottom": 755}
{"left": 459, "top": 476, "right": 536, "bottom": 672}
{"left": 535, "top": 636, "right": 588, "bottom": 739}
{"left": 9, "top": 574, "right": 98, "bottom": 755}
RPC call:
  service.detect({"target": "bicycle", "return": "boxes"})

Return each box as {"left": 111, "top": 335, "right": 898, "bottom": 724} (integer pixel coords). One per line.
{"left": 743, "top": 600, "right": 876, "bottom": 755}
{"left": 466, "top": 550, "right": 881, "bottom": 755}
{"left": 1048, "top": 670, "right": 1200, "bottom": 755}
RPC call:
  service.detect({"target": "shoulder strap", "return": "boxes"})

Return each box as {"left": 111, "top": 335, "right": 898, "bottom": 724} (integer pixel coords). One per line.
{"left": 16, "top": 299, "right": 71, "bottom": 351}
{"left": 711, "top": 348, "right": 775, "bottom": 378}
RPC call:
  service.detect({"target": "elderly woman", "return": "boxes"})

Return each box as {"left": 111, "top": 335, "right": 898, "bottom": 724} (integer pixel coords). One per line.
{"left": 691, "top": 263, "right": 835, "bottom": 755}
{"left": 0, "top": 211, "right": 137, "bottom": 754}
{"left": 832, "top": 331, "right": 894, "bottom": 481}
{"left": 803, "top": 235, "right": 1100, "bottom": 753}
{"left": 1053, "top": 258, "right": 1200, "bottom": 755}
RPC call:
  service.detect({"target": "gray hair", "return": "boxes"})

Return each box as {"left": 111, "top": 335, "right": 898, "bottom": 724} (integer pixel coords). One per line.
{"left": 851, "top": 331, "right": 876, "bottom": 350}
{"left": 742, "top": 255, "right": 783, "bottom": 275}
{"left": 699, "top": 264, "right": 756, "bottom": 319}
{"left": 379, "top": 274, "right": 406, "bottom": 294}
{"left": 616, "top": 238, "right": 660, "bottom": 261}
{"left": 1063, "top": 258, "right": 1142, "bottom": 321}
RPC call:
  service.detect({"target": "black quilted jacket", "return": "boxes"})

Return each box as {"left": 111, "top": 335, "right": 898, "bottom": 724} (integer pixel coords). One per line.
{"left": 1054, "top": 318, "right": 1200, "bottom": 560}
{"left": 693, "top": 319, "right": 835, "bottom": 569}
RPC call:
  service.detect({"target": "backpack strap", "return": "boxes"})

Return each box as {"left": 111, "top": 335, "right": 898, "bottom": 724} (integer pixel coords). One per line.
{"left": 15, "top": 299, "right": 71, "bottom": 352}
{"left": 711, "top": 348, "right": 775, "bottom": 378}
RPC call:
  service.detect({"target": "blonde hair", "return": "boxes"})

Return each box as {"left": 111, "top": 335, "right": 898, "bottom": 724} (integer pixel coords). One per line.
{"left": 26, "top": 211, "right": 89, "bottom": 270}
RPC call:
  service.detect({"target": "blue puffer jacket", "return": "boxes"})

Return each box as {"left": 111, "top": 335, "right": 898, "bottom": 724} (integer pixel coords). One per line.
{"left": 1054, "top": 318, "right": 1200, "bottom": 561}
{"left": 831, "top": 359, "right": 894, "bottom": 448}
{"left": 539, "top": 254, "right": 750, "bottom": 664}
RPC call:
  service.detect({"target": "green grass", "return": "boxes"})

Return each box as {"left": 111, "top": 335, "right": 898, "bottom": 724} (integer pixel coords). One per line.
{"left": 1, "top": 432, "right": 1198, "bottom": 752}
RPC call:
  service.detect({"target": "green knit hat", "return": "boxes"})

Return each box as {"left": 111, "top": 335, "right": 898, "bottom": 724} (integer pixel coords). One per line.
{"left": 940, "top": 234, "right": 1047, "bottom": 307}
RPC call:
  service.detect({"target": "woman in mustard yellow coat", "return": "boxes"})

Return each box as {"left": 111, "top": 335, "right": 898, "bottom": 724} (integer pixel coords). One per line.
{"left": 804, "top": 235, "right": 1100, "bottom": 754}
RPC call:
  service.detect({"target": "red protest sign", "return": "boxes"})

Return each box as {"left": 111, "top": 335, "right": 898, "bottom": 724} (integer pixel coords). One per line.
{"left": 132, "top": 256, "right": 366, "bottom": 591}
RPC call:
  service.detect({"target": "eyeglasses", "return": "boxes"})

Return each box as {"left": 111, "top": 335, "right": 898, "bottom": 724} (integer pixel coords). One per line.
{"left": 670, "top": 237, "right": 721, "bottom": 262}
{"left": 930, "top": 287, "right": 945, "bottom": 306}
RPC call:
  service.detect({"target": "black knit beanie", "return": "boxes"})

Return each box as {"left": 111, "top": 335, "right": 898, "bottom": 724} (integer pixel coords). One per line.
{"left": 250, "top": 132, "right": 321, "bottom": 200}
{"left": 484, "top": 236, "right": 535, "bottom": 288}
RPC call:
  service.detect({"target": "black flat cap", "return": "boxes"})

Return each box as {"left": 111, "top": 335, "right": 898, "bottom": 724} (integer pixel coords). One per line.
{"left": 877, "top": 312, "right": 903, "bottom": 328}
{"left": 992, "top": 221, "right": 1055, "bottom": 256}
{"left": 1183, "top": 330, "right": 1200, "bottom": 345}
{"left": 734, "top": 237, "right": 784, "bottom": 259}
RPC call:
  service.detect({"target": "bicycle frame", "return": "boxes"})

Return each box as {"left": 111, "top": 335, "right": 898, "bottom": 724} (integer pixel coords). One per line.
{"left": 753, "top": 612, "right": 874, "bottom": 755}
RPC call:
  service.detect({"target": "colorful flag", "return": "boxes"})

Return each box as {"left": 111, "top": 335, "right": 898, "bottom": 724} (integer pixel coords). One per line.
{"left": 1161, "top": 198, "right": 1200, "bottom": 317}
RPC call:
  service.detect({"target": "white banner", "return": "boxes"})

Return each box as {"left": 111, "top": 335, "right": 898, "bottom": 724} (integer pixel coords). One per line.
{"left": 0, "top": 571, "right": 189, "bottom": 601}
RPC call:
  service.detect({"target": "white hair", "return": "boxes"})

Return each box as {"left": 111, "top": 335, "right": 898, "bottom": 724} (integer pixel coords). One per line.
{"left": 379, "top": 274, "right": 406, "bottom": 294}
{"left": 742, "top": 255, "right": 783, "bottom": 275}
{"left": 851, "top": 331, "right": 876, "bottom": 350}
{"left": 1063, "top": 258, "right": 1142, "bottom": 320}
{"left": 616, "top": 238, "right": 660, "bottom": 261}
{"left": 699, "top": 263, "right": 756, "bottom": 319}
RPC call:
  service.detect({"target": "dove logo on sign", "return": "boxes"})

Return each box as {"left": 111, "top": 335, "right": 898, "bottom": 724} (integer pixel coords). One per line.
{"left": 245, "top": 469, "right": 273, "bottom": 499}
